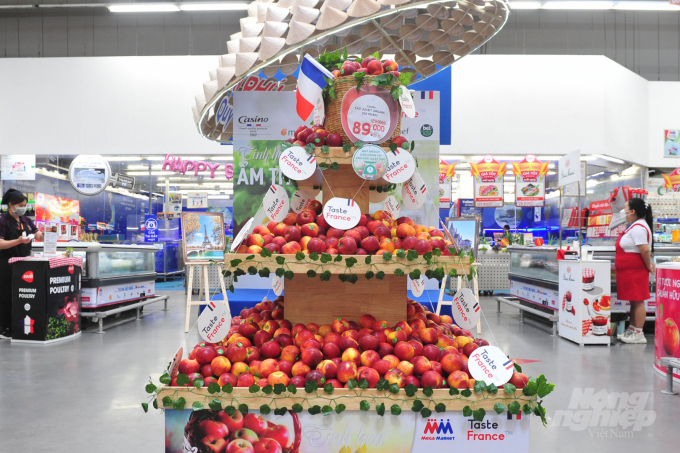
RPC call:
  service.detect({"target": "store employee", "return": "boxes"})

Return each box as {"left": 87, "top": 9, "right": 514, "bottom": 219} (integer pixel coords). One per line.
{"left": 0, "top": 189, "right": 43, "bottom": 339}
{"left": 615, "top": 197, "right": 654, "bottom": 345}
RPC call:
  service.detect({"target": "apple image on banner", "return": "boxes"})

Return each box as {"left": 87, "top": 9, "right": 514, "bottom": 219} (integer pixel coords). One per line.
{"left": 322, "top": 198, "right": 362, "bottom": 230}
{"left": 279, "top": 146, "right": 317, "bottom": 181}
{"left": 398, "top": 86, "right": 416, "bottom": 119}
{"left": 272, "top": 274, "right": 284, "bottom": 296}
{"left": 263, "top": 184, "right": 290, "bottom": 223}
{"left": 197, "top": 301, "right": 231, "bottom": 343}
{"left": 231, "top": 217, "right": 254, "bottom": 251}
{"left": 291, "top": 189, "right": 315, "bottom": 214}
{"left": 383, "top": 195, "right": 401, "bottom": 219}
{"left": 451, "top": 288, "right": 481, "bottom": 330}
{"left": 411, "top": 276, "right": 426, "bottom": 297}
{"left": 352, "top": 144, "right": 388, "bottom": 181}
{"left": 341, "top": 85, "right": 398, "bottom": 143}
{"left": 467, "top": 346, "right": 514, "bottom": 387}
{"left": 383, "top": 148, "right": 416, "bottom": 184}
{"left": 402, "top": 173, "right": 427, "bottom": 209}
{"left": 168, "top": 347, "right": 183, "bottom": 377}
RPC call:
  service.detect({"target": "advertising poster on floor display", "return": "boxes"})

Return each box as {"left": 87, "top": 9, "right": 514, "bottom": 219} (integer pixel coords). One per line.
{"left": 35, "top": 193, "right": 80, "bottom": 242}
{"left": 558, "top": 261, "right": 611, "bottom": 345}
{"left": 164, "top": 409, "right": 530, "bottom": 453}
{"left": 585, "top": 200, "right": 626, "bottom": 239}
{"left": 470, "top": 156, "right": 506, "bottom": 208}
{"left": 654, "top": 265, "right": 680, "bottom": 383}
{"left": 512, "top": 155, "right": 548, "bottom": 207}
{"left": 232, "top": 91, "right": 304, "bottom": 235}
{"left": 662, "top": 166, "right": 680, "bottom": 192}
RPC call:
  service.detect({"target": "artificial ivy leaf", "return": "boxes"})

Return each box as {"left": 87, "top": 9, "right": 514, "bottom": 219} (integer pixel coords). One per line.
{"left": 462, "top": 406, "right": 472, "bottom": 417}
{"left": 364, "top": 255, "right": 372, "bottom": 265}
{"left": 260, "top": 248, "right": 272, "bottom": 258}
{"left": 389, "top": 143, "right": 398, "bottom": 152}
{"left": 376, "top": 271, "right": 385, "bottom": 280}
{"left": 162, "top": 396, "right": 173, "bottom": 408}
{"left": 347, "top": 378, "right": 358, "bottom": 390}
{"left": 276, "top": 407, "right": 289, "bottom": 416}
{"left": 335, "top": 404, "right": 346, "bottom": 414}
{"left": 508, "top": 401, "right": 521, "bottom": 415}
{"left": 209, "top": 399, "right": 223, "bottom": 411}
{"left": 258, "top": 268, "right": 270, "bottom": 278}
{"left": 494, "top": 403, "right": 506, "bottom": 415}
{"left": 407, "top": 250, "right": 418, "bottom": 261}
{"left": 389, "top": 383, "right": 400, "bottom": 394}
{"left": 347, "top": 274, "right": 358, "bottom": 284}
{"left": 487, "top": 383, "right": 498, "bottom": 395}
{"left": 409, "top": 269, "right": 421, "bottom": 280}
{"left": 330, "top": 162, "right": 339, "bottom": 171}
{"left": 230, "top": 259, "right": 242, "bottom": 267}
{"left": 473, "top": 408, "right": 486, "bottom": 422}
{"left": 287, "top": 384, "right": 297, "bottom": 394}
{"left": 522, "top": 381, "right": 538, "bottom": 397}
{"left": 176, "top": 374, "right": 189, "bottom": 386}
{"left": 145, "top": 383, "right": 157, "bottom": 394}
{"left": 358, "top": 378, "right": 369, "bottom": 390}
{"left": 334, "top": 255, "right": 343, "bottom": 262}
{"left": 404, "top": 384, "right": 418, "bottom": 397}
{"left": 260, "top": 404, "right": 271, "bottom": 415}
{"left": 324, "top": 383, "right": 335, "bottom": 394}
{"left": 307, "top": 270, "right": 317, "bottom": 278}
{"left": 376, "top": 378, "right": 389, "bottom": 391}
{"left": 365, "top": 271, "right": 374, "bottom": 280}
{"left": 153, "top": 399, "right": 158, "bottom": 410}
{"left": 394, "top": 268, "right": 404, "bottom": 276}
{"left": 522, "top": 404, "right": 533, "bottom": 415}
{"left": 275, "top": 256, "right": 285, "bottom": 265}
{"left": 273, "top": 383, "right": 286, "bottom": 395}
{"left": 474, "top": 381, "right": 487, "bottom": 394}
{"left": 412, "top": 400, "right": 424, "bottom": 412}
{"left": 208, "top": 382, "right": 221, "bottom": 394}
{"left": 159, "top": 373, "right": 171, "bottom": 385}
{"left": 342, "top": 143, "right": 351, "bottom": 153}
{"left": 238, "top": 403, "right": 249, "bottom": 415}
{"left": 193, "top": 378, "right": 204, "bottom": 389}
{"left": 375, "top": 403, "right": 385, "bottom": 417}
{"left": 435, "top": 403, "right": 446, "bottom": 413}
{"left": 535, "top": 401, "right": 548, "bottom": 426}
{"left": 321, "top": 145, "right": 330, "bottom": 154}
{"left": 420, "top": 408, "right": 432, "bottom": 418}
{"left": 345, "top": 257, "right": 357, "bottom": 268}
{"left": 354, "top": 140, "right": 363, "bottom": 148}
{"left": 249, "top": 384, "right": 260, "bottom": 394}
{"left": 322, "top": 405, "right": 333, "bottom": 416}
{"left": 514, "top": 362, "right": 523, "bottom": 373}
{"left": 391, "top": 404, "right": 402, "bottom": 416}
{"left": 433, "top": 248, "right": 441, "bottom": 257}
{"left": 320, "top": 253, "right": 332, "bottom": 263}
{"left": 360, "top": 400, "right": 370, "bottom": 411}
{"left": 423, "top": 252, "right": 433, "bottom": 261}
{"left": 222, "top": 383, "right": 233, "bottom": 394}
{"left": 292, "top": 404, "right": 303, "bottom": 413}
{"left": 173, "top": 397, "right": 186, "bottom": 411}
{"left": 503, "top": 383, "right": 517, "bottom": 394}
{"left": 309, "top": 252, "right": 319, "bottom": 261}
{"left": 225, "top": 405, "right": 236, "bottom": 416}
{"left": 319, "top": 162, "right": 329, "bottom": 170}
{"left": 461, "top": 389, "right": 472, "bottom": 397}
{"left": 305, "top": 380, "right": 318, "bottom": 393}
{"left": 449, "top": 387, "right": 459, "bottom": 395}
{"left": 320, "top": 270, "right": 332, "bottom": 281}
{"left": 295, "top": 251, "right": 305, "bottom": 261}
{"left": 308, "top": 405, "right": 321, "bottom": 415}
{"left": 396, "top": 249, "right": 406, "bottom": 259}
{"left": 247, "top": 266, "right": 258, "bottom": 275}
{"left": 422, "top": 387, "right": 434, "bottom": 397}
{"left": 338, "top": 274, "right": 348, "bottom": 282}
{"left": 284, "top": 270, "right": 294, "bottom": 281}
{"left": 382, "top": 252, "right": 392, "bottom": 261}
{"left": 141, "top": 402, "right": 149, "bottom": 413}
{"left": 192, "top": 401, "right": 204, "bottom": 411}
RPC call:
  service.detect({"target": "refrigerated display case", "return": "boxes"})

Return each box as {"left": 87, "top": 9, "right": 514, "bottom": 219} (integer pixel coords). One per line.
{"left": 507, "top": 246, "right": 560, "bottom": 311}
{"left": 31, "top": 242, "right": 157, "bottom": 308}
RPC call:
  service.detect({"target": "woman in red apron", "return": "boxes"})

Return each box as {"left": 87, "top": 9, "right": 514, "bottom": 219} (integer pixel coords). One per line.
{"left": 615, "top": 198, "right": 654, "bottom": 344}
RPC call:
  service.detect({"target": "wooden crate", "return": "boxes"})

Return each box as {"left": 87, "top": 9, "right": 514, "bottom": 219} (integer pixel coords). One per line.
{"left": 157, "top": 387, "right": 533, "bottom": 412}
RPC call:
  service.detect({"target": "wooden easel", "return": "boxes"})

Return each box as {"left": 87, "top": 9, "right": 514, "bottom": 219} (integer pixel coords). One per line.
{"left": 185, "top": 262, "right": 228, "bottom": 333}
{"left": 437, "top": 273, "right": 482, "bottom": 335}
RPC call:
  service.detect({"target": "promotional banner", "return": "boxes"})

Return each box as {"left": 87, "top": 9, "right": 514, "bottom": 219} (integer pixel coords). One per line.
{"left": 662, "top": 166, "right": 680, "bottom": 192}
{"left": 1, "top": 154, "right": 35, "bottom": 180}
{"left": 654, "top": 266, "right": 680, "bottom": 383}
{"left": 511, "top": 155, "right": 548, "bottom": 207}
{"left": 144, "top": 215, "right": 158, "bottom": 242}
{"left": 165, "top": 409, "right": 530, "bottom": 453}
{"left": 438, "top": 159, "right": 455, "bottom": 208}
{"left": 585, "top": 200, "right": 626, "bottom": 238}
{"left": 664, "top": 130, "right": 680, "bottom": 157}
{"left": 187, "top": 192, "right": 209, "bottom": 209}
{"left": 470, "top": 156, "right": 506, "bottom": 208}
{"left": 35, "top": 193, "right": 81, "bottom": 242}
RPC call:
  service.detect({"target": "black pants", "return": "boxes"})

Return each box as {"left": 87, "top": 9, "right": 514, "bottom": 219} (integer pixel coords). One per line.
{"left": 0, "top": 264, "right": 12, "bottom": 332}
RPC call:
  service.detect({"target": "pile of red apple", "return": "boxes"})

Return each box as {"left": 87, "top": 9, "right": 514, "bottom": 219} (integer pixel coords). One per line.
{"left": 175, "top": 298, "right": 529, "bottom": 392}
{"left": 237, "top": 205, "right": 454, "bottom": 257}
{"left": 190, "top": 410, "right": 291, "bottom": 453}
{"left": 332, "top": 56, "right": 399, "bottom": 78}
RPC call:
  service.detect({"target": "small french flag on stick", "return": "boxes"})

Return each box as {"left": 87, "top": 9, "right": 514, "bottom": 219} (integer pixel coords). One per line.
{"left": 296, "top": 54, "right": 334, "bottom": 121}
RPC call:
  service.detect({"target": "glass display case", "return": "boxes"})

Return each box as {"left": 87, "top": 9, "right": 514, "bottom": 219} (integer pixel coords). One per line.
{"left": 507, "top": 246, "right": 561, "bottom": 310}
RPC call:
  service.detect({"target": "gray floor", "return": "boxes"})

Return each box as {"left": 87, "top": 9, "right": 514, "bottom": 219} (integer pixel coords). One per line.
{"left": 1, "top": 293, "right": 677, "bottom": 452}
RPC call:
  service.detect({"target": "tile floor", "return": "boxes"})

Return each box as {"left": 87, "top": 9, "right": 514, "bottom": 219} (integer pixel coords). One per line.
{"left": 0, "top": 293, "right": 677, "bottom": 452}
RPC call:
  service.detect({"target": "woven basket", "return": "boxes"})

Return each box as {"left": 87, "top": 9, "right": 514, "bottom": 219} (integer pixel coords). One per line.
{"left": 324, "top": 75, "right": 402, "bottom": 147}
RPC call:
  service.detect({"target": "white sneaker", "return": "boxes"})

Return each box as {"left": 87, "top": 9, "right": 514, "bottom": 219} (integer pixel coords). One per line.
{"left": 0, "top": 330, "right": 11, "bottom": 340}
{"left": 618, "top": 328, "right": 634, "bottom": 341}
{"left": 620, "top": 331, "right": 647, "bottom": 344}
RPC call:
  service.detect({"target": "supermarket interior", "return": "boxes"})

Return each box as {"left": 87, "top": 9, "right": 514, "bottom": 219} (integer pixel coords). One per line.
{"left": 1, "top": 1, "right": 680, "bottom": 452}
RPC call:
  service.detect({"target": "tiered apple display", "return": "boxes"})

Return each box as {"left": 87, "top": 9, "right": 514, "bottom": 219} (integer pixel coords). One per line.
{"left": 237, "top": 207, "right": 453, "bottom": 257}
{"left": 176, "top": 298, "right": 528, "bottom": 392}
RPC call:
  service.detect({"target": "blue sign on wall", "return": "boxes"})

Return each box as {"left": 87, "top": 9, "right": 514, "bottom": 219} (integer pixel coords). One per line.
{"left": 144, "top": 215, "right": 158, "bottom": 242}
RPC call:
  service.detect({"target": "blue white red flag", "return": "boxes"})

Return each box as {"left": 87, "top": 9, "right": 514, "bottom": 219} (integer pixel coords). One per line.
{"left": 296, "top": 54, "right": 334, "bottom": 121}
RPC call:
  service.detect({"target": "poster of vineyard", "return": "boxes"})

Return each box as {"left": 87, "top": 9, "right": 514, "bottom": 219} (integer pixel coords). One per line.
{"left": 181, "top": 212, "right": 225, "bottom": 263}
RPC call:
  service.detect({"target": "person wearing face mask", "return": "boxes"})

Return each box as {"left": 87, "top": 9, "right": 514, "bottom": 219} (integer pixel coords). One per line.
{"left": 615, "top": 197, "right": 654, "bottom": 344}
{"left": 0, "top": 189, "right": 43, "bottom": 339}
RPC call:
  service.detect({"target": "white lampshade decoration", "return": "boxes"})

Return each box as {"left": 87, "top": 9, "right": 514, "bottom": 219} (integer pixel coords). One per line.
{"left": 441, "top": 18, "right": 464, "bottom": 37}
{"left": 240, "top": 37, "right": 262, "bottom": 53}
{"left": 227, "top": 40, "right": 240, "bottom": 54}
{"left": 240, "top": 16, "right": 258, "bottom": 28}
{"left": 203, "top": 80, "right": 218, "bottom": 102}
{"left": 278, "top": 0, "right": 295, "bottom": 7}
{"left": 361, "top": 22, "right": 382, "bottom": 41}
{"left": 217, "top": 67, "right": 236, "bottom": 89}
{"left": 347, "top": 0, "right": 380, "bottom": 17}
{"left": 236, "top": 52, "right": 260, "bottom": 76}
{"left": 195, "top": 95, "right": 207, "bottom": 113}
{"left": 399, "top": 24, "right": 422, "bottom": 42}
{"left": 415, "top": 14, "right": 439, "bottom": 32}
{"left": 230, "top": 32, "right": 243, "bottom": 41}
{"left": 220, "top": 54, "right": 236, "bottom": 67}
{"left": 426, "top": 3, "right": 449, "bottom": 19}
{"left": 450, "top": 8, "right": 474, "bottom": 26}
{"left": 292, "top": 6, "right": 319, "bottom": 23}
{"left": 320, "top": 0, "right": 352, "bottom": 12}
{"left": 473, "top": 21, "right": 496, "bottom": 38}
{"left": 247, "top": 2, "right": 258, "bottom": 16}
{"left": 257, "top": 3, "right": 269, "bottom": 22}
{"left": 379, "top": 0, "right": 410, "bottom": 5}
{"left": 266, "top": 5, "right": 290, "bottom": 22}
{"left": 291, "top": 0, "right": 318, "bottom": 15}
{"left": 242, "top": 22, "right": 264, "bottom": 38}
{"left": 316, "top": 6, "right": 348, "bottom": 30}
{"left": 209, "top": 69, "right": 217, "bottom": 81}
{"left": 286, "top": 20, "right": 316, "bottom": 44}
{"left": 259, "top": 37, "right": 287, "bottom": 60}
{"left": 263, "top": 21, "right": 289, "bottom": 37}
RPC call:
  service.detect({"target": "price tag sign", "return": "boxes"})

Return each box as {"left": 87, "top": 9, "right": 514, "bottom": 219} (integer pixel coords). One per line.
{"left": 168, "top": 347, "right": 183, "bottom": 377}
{"left": 263, "top": 184, "right": 290, "bottom": 223}
{"left": 467, "top": 346, "right": 514, "bottom": 387}
{"left": 398, "top": 86, "right": 416, "bottom": 119}
{"left": 411, "top": 275, "right": 426, "bottom": 297}
{"left": 352, "top": 144, "right": 388, "bottom": 181}
{"left": 197, "top": 301, "right": 231, "bottom": 343}
{"left": 383, "top": 195, "right": 401, "bottom": 219}
{"left": 322, "top": 197, "right": 362, "bottom": 230}
{"left": 231, "top": 217, "right": 254, "bottom": 251}
{"left": 279, "top": 146, "right": 317, "bottom": 181}
{"left": 383, "top": 148, "right": 416, "bottom": 184}
{"left": 451, "top": 288, "right": 481, "bottom": 330}
{"left": 272, "top": 274, "right": 284, "bottom": 296}
{"left": 291, "top": 189, "right": 315, "bottom": 214}
{"left": 341, "top": 84, "right": 400, "bottom": 143}
{"left": 402, "top": 173, "right": 427, "bottom": 209}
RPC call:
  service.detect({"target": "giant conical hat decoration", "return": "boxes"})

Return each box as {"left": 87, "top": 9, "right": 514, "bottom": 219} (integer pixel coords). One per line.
{"left": 194, "top": 0, "right": 509, "bottom": 142}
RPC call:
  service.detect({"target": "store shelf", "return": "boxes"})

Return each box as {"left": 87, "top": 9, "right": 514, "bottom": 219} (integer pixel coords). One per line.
{"left": 157, "top": 387, "right": 532, "bottom": 412}
{"left": 226, "top": 253, "right": 472, "bottom": 275}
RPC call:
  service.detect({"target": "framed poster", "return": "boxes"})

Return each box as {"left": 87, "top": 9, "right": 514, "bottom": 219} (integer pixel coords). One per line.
{"left": 68, "top": 155, "right": 111, "bottom": 196}
{"left": 558, "top": 150, "right": 580, "bottom": 187}
{"left": 664, "top": 130, "right": 680, "bottom": 157}
{"left": 1, "top": 154, "right": 35, "bottom": 180}
{"left": 445, "top": 217, "right": 479, "bottom": 258}
{"left": 512, "top": 155, "right": 548, "bottom": 207}
{"left": 470, "top": 155, "right": 506, "bottom": 208}
{"left": 181, "top": 212, "right": 225, "bottom": 263}
{"left": 187, "top": 192, "right": 208, "bottom": 209}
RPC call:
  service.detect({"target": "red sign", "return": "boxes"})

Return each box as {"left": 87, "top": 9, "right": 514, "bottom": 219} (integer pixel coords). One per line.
{"left": 22, "top": 271, "right": 34, "bottom": 283}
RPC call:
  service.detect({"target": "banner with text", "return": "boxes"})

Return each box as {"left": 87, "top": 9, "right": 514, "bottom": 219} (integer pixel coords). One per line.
{"left": 471, "top": 156, "right": 506, "bottom": 208}
{"left": 512, "top": 155, "right": 547, "bottom": 207}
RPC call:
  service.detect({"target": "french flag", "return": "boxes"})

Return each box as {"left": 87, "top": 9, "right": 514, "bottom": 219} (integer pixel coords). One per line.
{"left": 296, "top": 54, "right": 334, "bottom": 121}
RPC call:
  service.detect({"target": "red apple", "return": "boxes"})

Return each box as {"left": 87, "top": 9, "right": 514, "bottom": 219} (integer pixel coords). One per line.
{"left": 337, "top": 237, "right": 358, "bottom": 255}
{"left": 663, "top": 318, "right": 680, "bottom": 355}
{"left": 261, "top": 425, "right": 290, "bottom": 450}
{"left": 421, "top": 370, "right": 444, "bottom": 389}
{"left": 297, "top": 210, "right": 316, "bottom": 225}
{"left": 284, "top": 226, "right": 301, "bottom": 242}
{"left": 336, "top": 361, "right": 358, "bottom": 383}
{"left": 371, "top": 359, "right": 392, "bottom": 376}
{"left": 260, "top": 340, "right": 282, "bottom": 359}
{"left": 357, "top": 367, "right": 380, "bottom": 388}
{"left": 179, "top": 359, "right": 200, "bottom": 375}
{"left": 317, "top": 359, "right": 338, "bottom": 378}
{"left": 509, "top": 372, "right": 529, "bottom": 389}
{"left": 218, "top": 409, "right": 244, "bottom": 433}
{"left": 358, "top": 334, "right": 379, "bottom": 351}
{"left": 227, "top": 439, "right": 254, "bottom": 453}
{"left": 361, "top": 236, "right": 380, "bottom": 253}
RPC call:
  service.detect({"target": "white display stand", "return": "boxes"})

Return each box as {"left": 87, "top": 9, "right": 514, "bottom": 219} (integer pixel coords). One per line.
{"left": 185, "top": 263, "right": 228, "bottom": 332}
{"left": 558, "top": 260, "right": 611, "bottom": 346}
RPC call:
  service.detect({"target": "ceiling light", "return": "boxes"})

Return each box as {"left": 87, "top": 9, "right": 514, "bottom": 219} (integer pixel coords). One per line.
{"left": 109, "top": 3, "right": 180, "bottom": 12}
{"left": 509, "top": 1, "right": 542, "bottom": 9}
{"left": 590, "top": 171, "right": 605, "bottom": 178}
{"left": 180, "top": 3, "right": 249, "bottom": 10}
{"left": 592, "top": 154, "right": 625, "bottom": 164}
{"left": 614, "top": 1, "right": 680, "bottom": 11}
{"left": 542, "top": 1, "right": 614, "bottom": 10}
{"left": 104, "top": 156, "right": 142, "bottom": 161}
{"left": 126, "top": 171, "right": 168, "bottom": 176}
{"left": 581, "top": 156, "right": 597, "bottom": 161}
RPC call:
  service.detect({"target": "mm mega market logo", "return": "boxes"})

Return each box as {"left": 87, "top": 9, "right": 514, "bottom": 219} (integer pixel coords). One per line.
{"left": 421, "top": 418, "right": 455, "bottom": 441}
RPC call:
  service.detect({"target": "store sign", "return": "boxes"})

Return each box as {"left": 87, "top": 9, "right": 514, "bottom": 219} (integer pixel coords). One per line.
{"left": 187, "top": 192, "right": 209, "bottom": 210}
{"left": 512, "top": 155, "right": 548, "bottom": 207}
{"left": 161, "top": 154, "right": 229, "bottom": 179}
{"left": 216, "top": 96, "right": 234, "bottom": 130}
{"left": 654, "top": 267, "right": 680, "bottom": 382}
{"left": 263, "top": 184, "right": 290, "bottom": 223}
{"left": 558, "top": 150, "right": 581, "bottom": 187}
{"left": 322, "top": 197, "right": 361, "bottom": 230}
{"left": 279, "top": 146, "right": 317, "bottom": 181}
{"left": 144, "top": 215, "right": 158, "bottom": 242}
{"left": 1, "top": 154, "right": 35, "bottom": 180}
{"left": 68, "top": 154, "right": 111, "bottom": 196}
{"left": 402, "top": 173, "right": 427, "bottom": 210}
{"left": 111, "top": 173, "right": 135, "bottom": 189}
{"left": 451, "top": 288, "right": 481, "bottom": 330}
{"left": 470, "top": 155, "right": 506, "bottom": 208}
{"left": 383, "top": 148, "right": 416, "bottom": 184}
{"left": 662, "top": 166, "right": 680, "bottom": 192}
{"left": 586, "top": 200, "right": 626, "bottom": 238}
{"left": 467, "top": 346, "right": 514, "bottom": 387}
{"left": 352, "top": 145, "right": 388, "bottom": 181}
{"left": 197, "top": 301, "right": 231, "bottom": 343}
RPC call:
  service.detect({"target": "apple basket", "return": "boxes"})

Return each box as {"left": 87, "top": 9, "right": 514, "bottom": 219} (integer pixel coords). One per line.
{"left": 324, "top": 75, "right": 402, "bottom": 147}
{"left": 183, "top": 409, "right": 302, "bottom": 453}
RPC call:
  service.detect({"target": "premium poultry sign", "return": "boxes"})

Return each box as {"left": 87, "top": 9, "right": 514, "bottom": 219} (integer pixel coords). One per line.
{"left": 512, "top": 155, "right": 548, "bottom": 207}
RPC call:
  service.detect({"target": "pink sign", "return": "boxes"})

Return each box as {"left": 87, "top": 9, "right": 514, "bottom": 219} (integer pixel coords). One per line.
{"left": 161, "top": 154, "right": 233, "bottom": 179}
